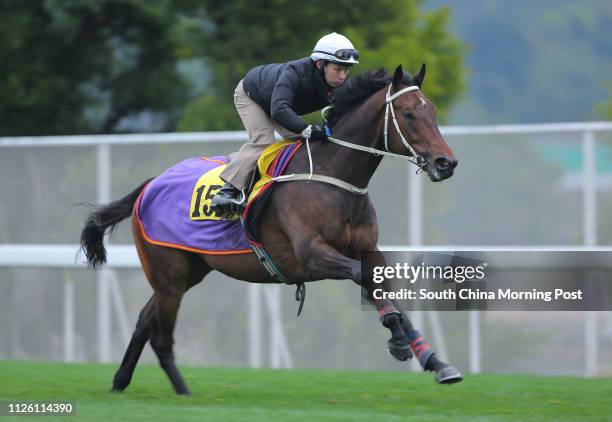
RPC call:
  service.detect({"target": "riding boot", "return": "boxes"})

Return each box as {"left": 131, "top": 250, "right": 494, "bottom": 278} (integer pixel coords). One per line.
{"left": 211, "top": 182, "right": 245, "bottom": 218}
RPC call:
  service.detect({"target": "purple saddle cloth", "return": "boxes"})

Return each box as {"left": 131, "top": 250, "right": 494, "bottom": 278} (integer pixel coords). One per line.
{"left": 136, "top": 156, "right": 252, "bottom": 255}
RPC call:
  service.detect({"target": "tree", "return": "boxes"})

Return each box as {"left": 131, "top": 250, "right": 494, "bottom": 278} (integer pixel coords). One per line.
{"left": 176, "top": 0, "right": 465, "bottom": 130}
{"left": 0, "top": 1, "right": 464, "bottom": 135}
{"left": 0, "top": 0, "right": 187, "bottom": 135}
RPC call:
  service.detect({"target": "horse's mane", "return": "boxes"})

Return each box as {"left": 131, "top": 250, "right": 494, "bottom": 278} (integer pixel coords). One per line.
{"left": 327, "top": 68, "right": 414, "bottom": 128}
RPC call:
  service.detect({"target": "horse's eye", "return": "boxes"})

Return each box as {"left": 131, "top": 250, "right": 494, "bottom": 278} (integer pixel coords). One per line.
{"left": 404, "top": 112, "right": 414, "bottom": 119}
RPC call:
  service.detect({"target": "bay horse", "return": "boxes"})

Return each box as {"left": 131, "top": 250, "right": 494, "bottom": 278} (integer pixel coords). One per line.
{"left": 80, "top": 64, "right": 461, "bottom": 395}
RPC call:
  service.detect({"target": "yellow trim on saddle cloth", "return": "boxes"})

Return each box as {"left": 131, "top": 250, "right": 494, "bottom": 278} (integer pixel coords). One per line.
{"left": 189, "top": 165, "right": 240, "bottom": 221}
{"left": 248, "top": 141, "right": 296, "bottom": 203}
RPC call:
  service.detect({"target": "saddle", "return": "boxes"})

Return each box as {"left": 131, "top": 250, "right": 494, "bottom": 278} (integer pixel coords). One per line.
{"left": 242, "top": 141, "right": 302, "bottom": 242}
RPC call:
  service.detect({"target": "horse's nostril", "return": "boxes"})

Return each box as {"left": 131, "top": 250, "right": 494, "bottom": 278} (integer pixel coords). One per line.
{"left": 434, "top": 156, "right": 458, "bottom": 172}
{"left": 434, "top": 157, "right": 450, "bottom": 170}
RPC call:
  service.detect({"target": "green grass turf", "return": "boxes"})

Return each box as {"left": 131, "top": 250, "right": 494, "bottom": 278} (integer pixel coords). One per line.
{"left": 0, "top": 361, "right": 611, "bottom": 421}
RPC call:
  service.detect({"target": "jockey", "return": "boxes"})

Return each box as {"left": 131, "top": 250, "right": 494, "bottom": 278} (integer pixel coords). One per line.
{"left": 211, "top": 32, "right": 359, "bottom": 218}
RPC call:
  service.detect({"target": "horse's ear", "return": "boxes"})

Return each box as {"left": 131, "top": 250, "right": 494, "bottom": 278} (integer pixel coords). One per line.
{"left": 392, "top": 65, "right": 404, "bottom": 88}
{"left": 413, "top": 63, "right": 426, "bottom": 88}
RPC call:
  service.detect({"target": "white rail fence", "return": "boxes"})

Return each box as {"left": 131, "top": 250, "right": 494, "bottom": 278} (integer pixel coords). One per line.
{"left": 1, "top": 244, "right": 611, "bottom": 375}
{"left": 1, "top": 121, "right": 612, "bottom": 375}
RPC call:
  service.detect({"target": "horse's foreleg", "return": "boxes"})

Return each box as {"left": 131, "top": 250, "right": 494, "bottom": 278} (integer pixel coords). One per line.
{"left": 360, "top": 286, "right": 415, "bottom": 362}
{"left": 363, "top": 249, "right": 462, "bottom": 383}
{"left": 359, "top": 250, "right": 415, "bottom": 361}
{"left": 295, "top": 236, "right": 362, "bottom": 282}
{"left": 112, "top": 294, "right": 155, "bottom": 392}
{"left": 294, "top": 238, "right": 413, "bottom": 361}
{"left": 396, "top": 304, "right": 463, "bottom": 383}
{"left": 393, "top": 309, "right": 437, "bottom": 369}
{"left": 363, "top": 285, "right": 463, "bottom": 382}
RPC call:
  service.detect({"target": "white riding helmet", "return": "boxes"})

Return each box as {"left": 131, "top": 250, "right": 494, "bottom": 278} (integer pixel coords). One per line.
{"left": 310, "top": 32, "right": 359, "bottom": 65}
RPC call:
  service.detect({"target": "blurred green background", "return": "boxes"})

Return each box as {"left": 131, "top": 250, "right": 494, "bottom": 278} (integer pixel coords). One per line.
{"left": 0, "top": 0, "right": 465, "bottom": 135}
{"left": 2, "top": 0, "right": 610, "bottom": 137}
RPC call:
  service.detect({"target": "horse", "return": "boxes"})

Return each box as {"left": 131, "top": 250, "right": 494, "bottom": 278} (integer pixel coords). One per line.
{"left": 80, "top": 64, "right": 461, "bottom": 395}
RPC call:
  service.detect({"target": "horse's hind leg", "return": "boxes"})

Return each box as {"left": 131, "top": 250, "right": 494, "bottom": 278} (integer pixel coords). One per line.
{"left": 112, "top": 295, "right": 155, "bottom": 391}
{"left": 149, "top": 288, "right": 191, "bottom": 394}
{"left": 146, "top": 249, "right": 210, "bottom": 395}
{"left": 113, "top": 215, "right": 211, "bottom": 394}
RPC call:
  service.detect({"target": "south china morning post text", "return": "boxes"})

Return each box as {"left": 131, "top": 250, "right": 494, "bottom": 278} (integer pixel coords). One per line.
{"left": 371, "top": 261, "right": 581, "bottom": 302}
{"left": 360, "top": 251, "right": 612, "bottom": 311}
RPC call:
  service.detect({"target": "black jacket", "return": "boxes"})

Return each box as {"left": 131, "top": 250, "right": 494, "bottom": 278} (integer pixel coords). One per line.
{"left": 242, "top": 57, "right": 337, "bottom": 133}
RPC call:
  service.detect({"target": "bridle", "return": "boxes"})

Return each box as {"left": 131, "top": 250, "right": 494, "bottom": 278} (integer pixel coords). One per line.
{"left": 327, "top": 83, "right": 427, "bottom": 171}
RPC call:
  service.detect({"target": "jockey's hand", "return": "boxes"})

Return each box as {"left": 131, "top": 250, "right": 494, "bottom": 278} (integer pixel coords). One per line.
{"left": 300, "top": 125, "right": 313, "bottom": 140}
{"left": 309, "top": 125, "right": 326, "bottom": 142}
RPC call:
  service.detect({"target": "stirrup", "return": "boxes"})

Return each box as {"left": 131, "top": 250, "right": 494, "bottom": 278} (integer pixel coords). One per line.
{"left": 211, "top": 190, "right": 246, "bottom": 218}
{"left": 211, "top": 201, "right": 244, "bottom": 218}
{"left": 232, "top": 189, "right": 247, "bottom": 206}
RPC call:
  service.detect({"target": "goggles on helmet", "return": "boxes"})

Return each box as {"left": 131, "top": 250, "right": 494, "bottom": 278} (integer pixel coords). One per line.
{"left": 314, "top": 48, "right": 359, "bottom": 62}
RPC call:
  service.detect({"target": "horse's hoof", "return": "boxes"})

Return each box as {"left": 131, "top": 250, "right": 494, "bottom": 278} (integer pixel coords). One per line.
{"left": 387, "top": 339, "right": 413, "bottom": 361}
{"left": 435, "top": 366, "right": 463, "bottom": 384}
{"left": 110, "top": 387, "right": 124, "bottom": 393}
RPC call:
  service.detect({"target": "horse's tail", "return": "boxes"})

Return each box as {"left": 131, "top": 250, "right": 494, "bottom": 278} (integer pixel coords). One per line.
{"left": 80, "top": 178, "right": 153, "bottom": 268}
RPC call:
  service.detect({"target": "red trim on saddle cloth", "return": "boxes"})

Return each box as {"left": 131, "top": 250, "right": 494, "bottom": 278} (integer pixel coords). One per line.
{"left": 199, "top": 157, "right": 227, "bottom": 166}
{"left": 135, "top": 186, "right": 253, "bottom": 256}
